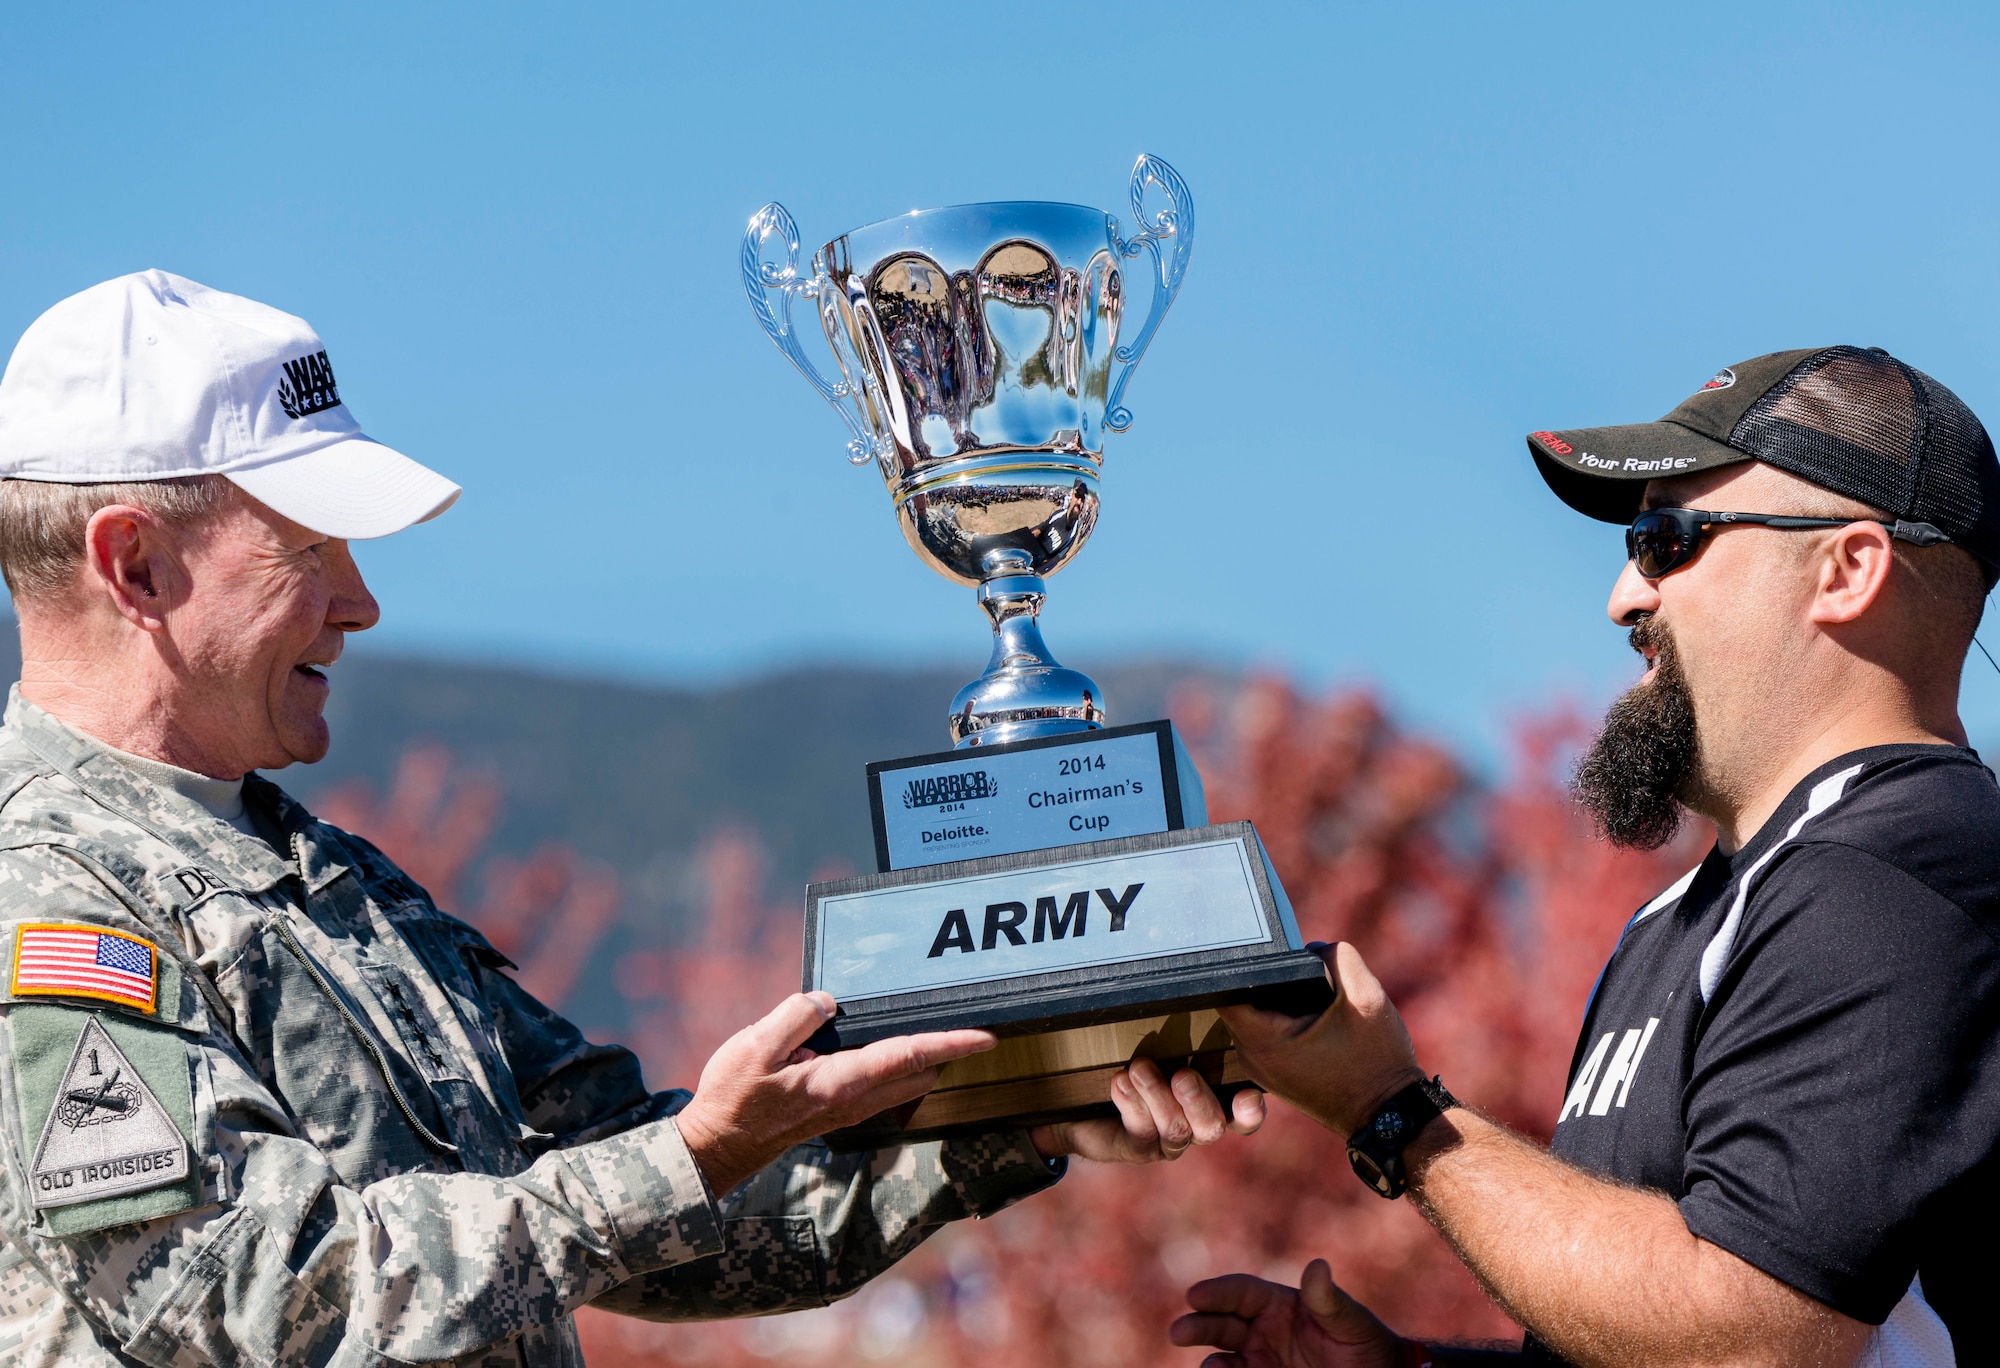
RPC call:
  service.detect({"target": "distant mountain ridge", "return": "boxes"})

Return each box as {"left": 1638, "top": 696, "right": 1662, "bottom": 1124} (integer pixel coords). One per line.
{"left": 0, "top": 626, "right": 1225, "bottom": 938}
{"left": 307, "top": 651, "right": 1228, "bottom": 926}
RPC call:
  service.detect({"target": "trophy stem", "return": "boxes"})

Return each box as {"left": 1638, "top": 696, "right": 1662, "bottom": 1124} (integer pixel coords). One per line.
{"left": 948, "top": 550, "right": 1106, "bottom": 749}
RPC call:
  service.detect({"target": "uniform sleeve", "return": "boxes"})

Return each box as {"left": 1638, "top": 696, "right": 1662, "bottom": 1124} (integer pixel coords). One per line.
{"left": 471, "top": 943, "right": 685, "bottom": 1145}
{"left": 0, "top": 846, "right": 725, "bottom": 1367}
{"left": 1676, "top": 842, "right": 2000, "bottom": 1323}
{"left": 588, "top": 1130, "right": 1061, "bottom": 1320}
{"left": 469, "top": 941, "right": 1065, "bottom": 1321}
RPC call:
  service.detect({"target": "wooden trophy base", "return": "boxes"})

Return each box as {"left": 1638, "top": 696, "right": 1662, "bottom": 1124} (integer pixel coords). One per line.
{"left": 825, "top": 1006, "right": 1270, "bottom": 1150}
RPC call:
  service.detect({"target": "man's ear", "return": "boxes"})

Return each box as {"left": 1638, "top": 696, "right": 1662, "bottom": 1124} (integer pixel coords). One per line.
{"left": 83, "top": 505, "right": 184, "bottom": 632}
{"left": 1809, "top": 520, "right": 1896, "bottom": 627}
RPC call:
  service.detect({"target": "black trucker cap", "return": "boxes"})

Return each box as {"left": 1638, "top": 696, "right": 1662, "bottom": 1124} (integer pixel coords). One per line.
{"left": 1527, "top": 346, "right": 2000, "bottom": 584}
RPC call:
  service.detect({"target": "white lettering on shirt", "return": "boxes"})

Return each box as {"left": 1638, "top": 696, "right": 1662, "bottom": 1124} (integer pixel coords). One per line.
{"left": 1559, "top": 1032, "right": 1616, "bottom": 1124}
{"left": 1589, "top": 1029, "right": 1644, "bottom": 1115}
{"left": 1615, "top": 1016, "right": 1661, "bottom": 1108}
{"left": 1589, "top": 1017, "right": 1662, "bottom": 1114}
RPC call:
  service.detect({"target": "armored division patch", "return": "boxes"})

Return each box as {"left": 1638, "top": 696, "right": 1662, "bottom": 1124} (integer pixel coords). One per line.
{"left": 12, "top": 923, "right": 158, "bottom": 1013}
{"left": 28, "top": 1015, "right": 187, "bottom": 1209}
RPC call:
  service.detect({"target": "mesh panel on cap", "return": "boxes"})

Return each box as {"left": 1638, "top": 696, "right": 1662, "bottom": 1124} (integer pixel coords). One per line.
{"left": 1732, "top": 347, "right": 1924, "bottom": 516}
{"left": 1764, "top": 351, "right": 1922, "bottom": 467}
{"left": 1728, "top": 344, "right": 2000, "bottom": 579}
{"left": 1903, "top": 364, "right": 1993, "bottom": 547}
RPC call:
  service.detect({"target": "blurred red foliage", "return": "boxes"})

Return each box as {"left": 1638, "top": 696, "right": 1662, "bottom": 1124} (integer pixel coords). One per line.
{"left": 336, "top": 685, "right": 1707, "bottom": 1366}
{"left": 608, "top": 823, "right": 814, "bottom": 1090}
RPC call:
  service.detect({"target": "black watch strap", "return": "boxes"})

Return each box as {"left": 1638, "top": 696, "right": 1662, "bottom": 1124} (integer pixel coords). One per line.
{"left": 1346, "top": 1076, "right": 1458, "bottom": 1200}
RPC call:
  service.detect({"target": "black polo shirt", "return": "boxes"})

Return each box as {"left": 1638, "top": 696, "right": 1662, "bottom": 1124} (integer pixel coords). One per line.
{"left": 1524, "top": 746, "right": 2000, "bottom": 1365}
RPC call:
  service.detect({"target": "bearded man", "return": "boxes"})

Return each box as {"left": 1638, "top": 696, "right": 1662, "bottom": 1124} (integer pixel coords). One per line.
{"left": 0, "top": 271, "right": 1257, "bottom": 1367}
{"left": 1171, "top": 347, "right": 2000, "bottom": 1366}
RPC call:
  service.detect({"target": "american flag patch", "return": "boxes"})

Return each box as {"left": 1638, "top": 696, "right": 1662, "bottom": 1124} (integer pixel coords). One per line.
{"left": 11, "top": 924, "right": 158, "bottom": 1013}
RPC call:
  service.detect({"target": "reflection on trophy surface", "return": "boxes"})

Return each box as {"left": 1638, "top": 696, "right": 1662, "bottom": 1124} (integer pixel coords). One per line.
{"left": 743, "top": 155, "right": 1193, "bottom": 747}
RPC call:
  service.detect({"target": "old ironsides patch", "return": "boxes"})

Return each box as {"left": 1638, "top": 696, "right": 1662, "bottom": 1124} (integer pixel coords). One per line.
{"left": 29, "top": 1015, "right": 188, "bottom": 1209}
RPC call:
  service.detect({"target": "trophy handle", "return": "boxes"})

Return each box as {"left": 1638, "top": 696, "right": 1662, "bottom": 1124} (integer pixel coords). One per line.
{"left": 1104, "top": 154, "right": 1194, "bottom": 433}
{"left": 742, "top": 202, "right": 880, "bottom": 465}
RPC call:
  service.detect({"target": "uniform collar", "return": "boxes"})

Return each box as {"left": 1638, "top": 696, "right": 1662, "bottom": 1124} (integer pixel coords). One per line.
{"left": 2, "top": 686, "right": 309, "bottom": 894}
{"left": 1724, "top": 742, "right": 1985, "bottom": 871}
{"left": 248, "top": 772, "right": 352, "bottom": 894}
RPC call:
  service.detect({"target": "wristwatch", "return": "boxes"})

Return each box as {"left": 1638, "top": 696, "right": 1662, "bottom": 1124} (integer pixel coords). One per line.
{"left": 1346, "top": 1075, "right": 1459, "bottom": 1200}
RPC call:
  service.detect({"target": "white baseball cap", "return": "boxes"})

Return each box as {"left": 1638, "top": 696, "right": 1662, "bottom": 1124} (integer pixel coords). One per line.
{"left": 0, "top": 270, "right": 460, "bottom": 539}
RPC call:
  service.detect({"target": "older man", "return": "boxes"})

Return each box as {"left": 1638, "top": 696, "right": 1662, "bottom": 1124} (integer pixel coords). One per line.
{"left": 0, "top": 271, "right": 1258, "bottom": 1367}
{"left": 1172, "top": 348, "right": 2000, "bottom": 1366}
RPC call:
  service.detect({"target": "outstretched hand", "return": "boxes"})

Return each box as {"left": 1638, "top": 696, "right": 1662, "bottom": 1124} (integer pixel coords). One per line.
{"left": 1220, "top": 942, "right": 1424, "bottom": 1140}
{"left": 676, "top": 991, "right": 995, "bottom": 1195}
{"left": 1030, "top": 1057, "right": 1265, "bottom": 1164}
{"left": 1170, "top": 1259, "right": 1409, "bottom": 1368}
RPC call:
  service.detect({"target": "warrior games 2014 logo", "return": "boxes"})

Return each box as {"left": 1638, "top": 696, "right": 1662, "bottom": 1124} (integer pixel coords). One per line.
{"left": 277, "top": 350, "right": 342, "bottom": 419}
{"left": 903, "top": 770, "right": 998, "bottom": 810}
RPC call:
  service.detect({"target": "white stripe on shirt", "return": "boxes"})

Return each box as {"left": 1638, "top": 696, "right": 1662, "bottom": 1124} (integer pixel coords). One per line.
{"left": 1698, "top": 764, "right": 1864, "bottom": 1005}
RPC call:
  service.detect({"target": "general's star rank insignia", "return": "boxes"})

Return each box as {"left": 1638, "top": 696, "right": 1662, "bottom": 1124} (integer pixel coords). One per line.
{"left": 28, "top": 1015, "right": 188, "bottom": 1209}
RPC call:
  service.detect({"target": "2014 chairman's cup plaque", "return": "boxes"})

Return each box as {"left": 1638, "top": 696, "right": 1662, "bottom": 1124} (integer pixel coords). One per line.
{"left": 743, "top": 156, "right": 1329, "bottom": 1144}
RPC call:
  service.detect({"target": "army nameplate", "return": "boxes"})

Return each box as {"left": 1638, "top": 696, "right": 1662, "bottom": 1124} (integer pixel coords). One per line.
{"left": 804, "top": 821, "right": 1331, "bottom": 1146}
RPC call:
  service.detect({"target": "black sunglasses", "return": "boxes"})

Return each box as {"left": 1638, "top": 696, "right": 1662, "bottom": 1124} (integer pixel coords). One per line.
{"left": 1625, "top": 508, "right": 1949, "bottom": 579}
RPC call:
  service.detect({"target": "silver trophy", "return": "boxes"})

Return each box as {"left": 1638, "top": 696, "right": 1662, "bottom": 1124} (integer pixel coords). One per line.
{"left": 740, "top": 159, "right": 1326, "bottom": 1145}
{"left": 742, "top": 154, "right": 1193, "bottom": 749}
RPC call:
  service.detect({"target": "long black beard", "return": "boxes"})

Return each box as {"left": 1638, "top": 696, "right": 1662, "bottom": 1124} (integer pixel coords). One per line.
{"left": 1572, "top": 617, "right": 1700, "bottom": 850}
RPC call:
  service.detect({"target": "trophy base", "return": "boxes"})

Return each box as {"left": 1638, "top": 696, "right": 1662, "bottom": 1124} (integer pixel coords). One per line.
{"left": 802, "top": 821, "right": 1330, "bottom": 1147}
{"left": 814, "top": 723, "right": 1321, "bottom": 1150}
{"left": 803, "top": 930, "right": 1331, "bottom": 1053}
{"left": 823, "top": 1008, "right": 1263, "bottom": 1149}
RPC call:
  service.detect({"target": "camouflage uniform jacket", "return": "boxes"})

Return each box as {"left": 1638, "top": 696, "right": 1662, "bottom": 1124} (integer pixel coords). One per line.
{"left": 0, "top": 692, "right": 1060, "bottom": 1366}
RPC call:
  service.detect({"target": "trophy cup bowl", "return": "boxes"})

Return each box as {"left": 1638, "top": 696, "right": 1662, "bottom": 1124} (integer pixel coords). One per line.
{"left": 743, "top": 155, "right": 1193, "bottom": 748}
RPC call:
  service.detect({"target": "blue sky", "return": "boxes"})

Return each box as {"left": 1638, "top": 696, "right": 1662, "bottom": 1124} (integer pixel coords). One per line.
{"left": 4, "top": 3, "right": 1999, "bottom": 760}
